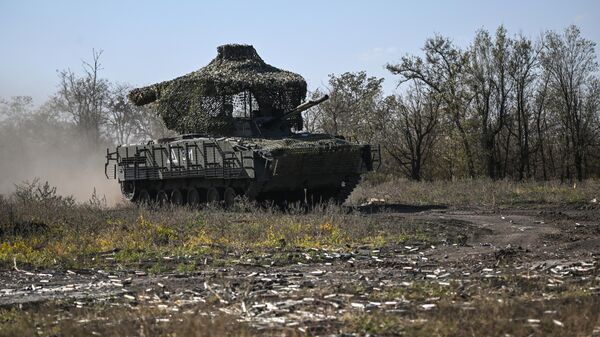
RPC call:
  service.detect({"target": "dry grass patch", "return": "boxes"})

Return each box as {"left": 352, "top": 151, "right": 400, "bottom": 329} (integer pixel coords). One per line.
{"left": 351, "top": 175, "right": 600, "bottom": 207}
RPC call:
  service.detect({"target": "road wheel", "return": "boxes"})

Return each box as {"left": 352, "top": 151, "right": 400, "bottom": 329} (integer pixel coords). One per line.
{"left": 138, "top": 189, "right": 151, "bottom": 205}
{"left": 187, "top": 188, "right": 200, "bottom": 207}
{"left": 206, "top": 187, "right": 220, "bottom": 205}
{"left": 121, "top": 182, "right": 135, "bottom": 201}
{"left": 335, "top": 175, "right": 360, "bottom": 204}
{"left": 224, "top": 187, "right": 237, "bottom": 209}
{"left": 171, "top": 189, "right": 183, "bottom": 206}
{"left": 156, "top": 190, "right": 169, "bottom": 207}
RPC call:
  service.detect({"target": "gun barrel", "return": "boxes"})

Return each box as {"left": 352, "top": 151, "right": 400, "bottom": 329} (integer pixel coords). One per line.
{"left": 261, "top": 95, "right": 329, "bottom": 128}
{"left": 279, "top": 94, "right": 329, "bottom": 120}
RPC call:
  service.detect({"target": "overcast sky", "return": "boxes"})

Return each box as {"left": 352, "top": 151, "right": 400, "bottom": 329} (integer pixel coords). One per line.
{"left": 1, "top": 0, "right": 599, "bottom": 105}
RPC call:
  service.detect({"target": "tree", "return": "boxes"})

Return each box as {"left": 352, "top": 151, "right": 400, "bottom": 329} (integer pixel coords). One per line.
{"left": 541, "top": 25, "right": 599, "bottom": 181}
{"left": 53, "top": 49, "right": 109, "bottom": 146}
{"left": 380, "top": 83, "right": 440, "bottom": 180}
{"left": 105, "top": 83, "right": 172, "bottom": 144}
{"left": 582, "top": 78, "right": 600, "bottom": 174}
{"left": 466, "top": 26, "right": 514, "bottom": 179}
{"left": 0, "top": 96, "right": 33, "bottom": 125}
{"left": 134, "top": 104, "right": 176, "bottom": 141}
{"left": 106, "top": 83, "right": 138, "bottom": 144}
{"left": 387, "top": 36, "right": 476, "bottom": 177}
{"left": 507, "top": 34, "right": 540, "bottom": 180}
{"left": 531, "top": 71, "right": 553, "bottom": 180}
{"left": 306, "top": 72, "right": 384, "bottom": 144}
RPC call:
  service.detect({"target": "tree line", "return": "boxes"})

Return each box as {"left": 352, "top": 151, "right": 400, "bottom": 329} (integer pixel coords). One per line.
{"left": 1, "top": 25, "right": 599, "bottom": 182}
{"left": 0, "top": 49, "right": 172, "bottom": 152}
{"left": 306, "top": 25, "right": 600, "bottom": 181}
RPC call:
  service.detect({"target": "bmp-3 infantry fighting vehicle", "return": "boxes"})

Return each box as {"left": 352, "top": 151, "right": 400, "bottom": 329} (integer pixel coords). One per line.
{"left": 105, "top": 44, "right": 380, "bottom": 206}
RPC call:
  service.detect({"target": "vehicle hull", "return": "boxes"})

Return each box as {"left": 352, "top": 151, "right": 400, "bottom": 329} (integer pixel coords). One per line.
{"left": 106, "top": 134, "right": 379, "bottom": 205}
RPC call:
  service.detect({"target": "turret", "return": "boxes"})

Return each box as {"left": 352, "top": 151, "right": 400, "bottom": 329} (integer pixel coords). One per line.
{"left": 128, "top": 44, "right": 307, "bottom": 137}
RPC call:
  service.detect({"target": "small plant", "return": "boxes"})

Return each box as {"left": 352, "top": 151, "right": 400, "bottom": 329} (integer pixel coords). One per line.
{"left": 14, "top": 178, "right": 75, "bottom": 207}
{"left": 87, "top": 188, "right": 107, "bottom": 209}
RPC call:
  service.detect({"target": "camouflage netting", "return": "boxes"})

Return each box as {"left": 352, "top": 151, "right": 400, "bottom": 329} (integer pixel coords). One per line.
{"left": 129, "top": 44, "right": 307, "bottom": 135}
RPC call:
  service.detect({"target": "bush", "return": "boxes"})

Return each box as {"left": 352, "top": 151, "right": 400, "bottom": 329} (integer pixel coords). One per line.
{"left": 13, "top": 178, "right": 75, "bottom": 208}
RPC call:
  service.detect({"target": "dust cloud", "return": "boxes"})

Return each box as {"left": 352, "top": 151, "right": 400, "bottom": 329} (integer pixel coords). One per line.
{"left": 0, "top": 117, "right": 122, "bottom": 205}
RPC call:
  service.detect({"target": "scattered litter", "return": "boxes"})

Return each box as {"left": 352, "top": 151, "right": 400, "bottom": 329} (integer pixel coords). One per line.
{"left": 420, "top": 304, "right": 436, "bottom": 310}
{"left": 351, "top": 302, "right": 365, "bottom": 309}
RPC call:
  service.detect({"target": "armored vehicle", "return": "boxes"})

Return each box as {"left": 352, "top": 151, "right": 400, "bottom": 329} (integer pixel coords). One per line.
{"left": 105, "top": 44, "right": 380, "bottom": 206}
